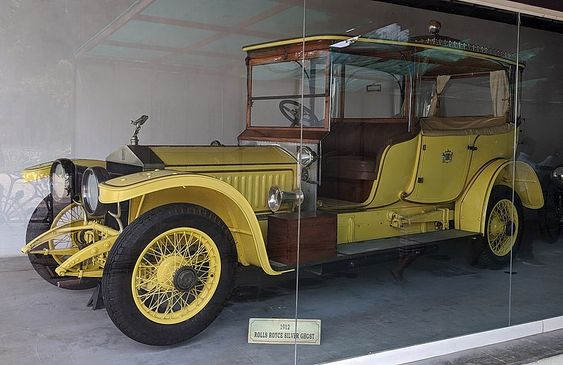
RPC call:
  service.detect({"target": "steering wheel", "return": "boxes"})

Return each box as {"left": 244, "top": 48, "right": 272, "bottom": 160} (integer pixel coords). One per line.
{"left": 279, "top": 99, "right": 321, "bottom": 127}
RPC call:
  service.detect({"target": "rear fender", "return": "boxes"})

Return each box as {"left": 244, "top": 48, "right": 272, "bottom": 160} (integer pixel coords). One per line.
{"left": 456, "top": 159, "right": 543, "bottom": 233}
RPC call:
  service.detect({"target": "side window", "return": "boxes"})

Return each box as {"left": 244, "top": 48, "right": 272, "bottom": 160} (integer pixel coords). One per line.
{"left": 418, "top": 71, "right": 509, "bottom": 119}
{"left": 331, "top": 54, "right": 405, "bottom": 119}
{"left": 343, "top": 68, "right": 403, "bottom": 118}
{"left": 440, "top": 75, "right": 493, "bottom": 117}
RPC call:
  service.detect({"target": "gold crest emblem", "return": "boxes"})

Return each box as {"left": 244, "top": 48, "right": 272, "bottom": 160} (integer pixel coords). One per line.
{"left": 442, "top": 149, "right": 453, "bottom": 163}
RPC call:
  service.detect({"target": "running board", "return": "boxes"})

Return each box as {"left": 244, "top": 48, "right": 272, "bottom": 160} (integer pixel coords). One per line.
{"left": 337, "top": 229, "right": 479, "bottom": 256}
{"left": 270, "top": 229, "right": 480, "bottom": 271}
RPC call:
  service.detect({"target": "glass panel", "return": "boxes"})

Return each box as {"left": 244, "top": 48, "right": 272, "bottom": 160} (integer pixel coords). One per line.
{"left": 294, "top": 1, "right": 520, "bottom": 363}
{"left": 12, "top": 1, "right": 563, "bottom": 363}
{"left": 510, "top": 13, "right": 563, "bottom": 326}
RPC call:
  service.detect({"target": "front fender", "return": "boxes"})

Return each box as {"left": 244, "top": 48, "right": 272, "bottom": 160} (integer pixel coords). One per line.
{"left": 99, "top": 170, "right": 290, "bottom": 276}
{"left": 456, "top": 159, "right": 544, "bottom": 233}
{"left": 22, "top": 159, "right": 106, "bottom": 182}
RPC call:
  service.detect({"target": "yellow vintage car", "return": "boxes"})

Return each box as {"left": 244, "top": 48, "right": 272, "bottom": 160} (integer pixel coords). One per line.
{"left": 21, "top": 24, "right": 543, "bottom": 345}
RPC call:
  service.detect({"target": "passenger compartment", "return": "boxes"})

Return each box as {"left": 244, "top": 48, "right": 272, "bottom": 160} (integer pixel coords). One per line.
{"left": 320, "top": 121, "right": 408, "bottom": 202}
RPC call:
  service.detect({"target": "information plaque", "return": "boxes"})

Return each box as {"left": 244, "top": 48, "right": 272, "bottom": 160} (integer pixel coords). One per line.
{"left": 248, "top": 318, "right": 321, "bottom": 345}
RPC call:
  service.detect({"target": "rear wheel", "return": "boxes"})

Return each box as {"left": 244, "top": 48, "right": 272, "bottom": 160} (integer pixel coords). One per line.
{"left": 102, "top": 203, "right": 236, "bottom": 345}
{"left": 26, "top": 196, "right": 98, "bottom": 290}
{"left": 478, "top": 186, "right": 523, "bottom": 269}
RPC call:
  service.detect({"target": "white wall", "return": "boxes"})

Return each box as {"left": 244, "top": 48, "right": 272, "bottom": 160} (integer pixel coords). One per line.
{"left": 0, "top": 0, "right": 135, "bottom": 257}
{"left": 74, "top": 60, "right": 246, "bottom": 159}
{"left": 2, "top": 0, "right": 563, "bottom": 256}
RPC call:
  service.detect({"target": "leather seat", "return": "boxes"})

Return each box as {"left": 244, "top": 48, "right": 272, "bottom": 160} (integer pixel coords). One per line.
{"left": 322, "top": 155, "right": 378, "bottom": 181}
{"left": 319, "top": 121, "right": 410, "bottom": 202}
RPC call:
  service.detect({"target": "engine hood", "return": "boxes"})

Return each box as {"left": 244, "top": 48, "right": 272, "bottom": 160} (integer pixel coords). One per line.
{"left": 106, "top": 145, "right": 296, "bottom": 171}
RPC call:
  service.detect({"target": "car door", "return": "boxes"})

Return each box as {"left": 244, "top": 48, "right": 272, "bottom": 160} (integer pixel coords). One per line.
{"left": 404, "top": 133, "right": 475, "bottom": 203}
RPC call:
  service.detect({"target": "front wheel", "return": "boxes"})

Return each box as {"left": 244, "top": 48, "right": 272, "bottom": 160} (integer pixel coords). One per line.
{"left": 478, "top": 185, "right": 523, "bottom": 269}
{"left": 102, "top": 203, "right": 237, "bottom": 345}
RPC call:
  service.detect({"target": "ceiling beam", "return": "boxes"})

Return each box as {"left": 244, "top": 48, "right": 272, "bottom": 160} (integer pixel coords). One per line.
{"left": 457, "top": 0, "right": 563, "bottom": 21}
{"left": 102, "top": 39, "right": 241, "bottom": 60}
{"left": 134, "top": 14, "right": 285, "bottom": 40}
{"left": 74, "top": 0, "right": 156, "bottom": 58}
{"left": 373, "top": 0, "right": 563, "bottom": 33}
{"left": 154, "top": 2, "right": 293, "bottom": 63}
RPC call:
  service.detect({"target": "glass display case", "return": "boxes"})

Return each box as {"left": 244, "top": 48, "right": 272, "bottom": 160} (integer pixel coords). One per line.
{"left": 1, "top": 1, "right": 562, "bottom": 364}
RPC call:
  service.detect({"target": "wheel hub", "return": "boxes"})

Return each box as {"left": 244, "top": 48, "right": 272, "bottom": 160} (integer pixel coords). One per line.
{"left": 156, "top": 255, "right": 184, "bottom": 288}
{"left": 173, "top": 267, "right": 197, "bottom": 292}
{"left": 490, "top": 217, "right": 504, "bottom": 236}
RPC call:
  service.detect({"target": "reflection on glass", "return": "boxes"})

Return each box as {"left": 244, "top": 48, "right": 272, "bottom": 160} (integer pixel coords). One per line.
{"left": 510, "top": 11, "right": 563, "bottom": 332}
{"left": 292, "top": 11, "right": 543, "bottom": 361}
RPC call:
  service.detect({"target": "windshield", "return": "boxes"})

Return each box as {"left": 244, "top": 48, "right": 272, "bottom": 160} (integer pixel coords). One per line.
{"left": 250, "top": 57, "right": 327, "bottom": 128}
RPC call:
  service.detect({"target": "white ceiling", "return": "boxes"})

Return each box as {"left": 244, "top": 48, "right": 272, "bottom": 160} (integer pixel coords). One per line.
{"left": 76, "top": 0, "right": 342, "bottom": 70}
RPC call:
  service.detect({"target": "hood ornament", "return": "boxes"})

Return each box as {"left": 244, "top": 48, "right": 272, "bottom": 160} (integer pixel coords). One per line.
{"left": 130, "top": 115, "right": 149, "bottom": 145}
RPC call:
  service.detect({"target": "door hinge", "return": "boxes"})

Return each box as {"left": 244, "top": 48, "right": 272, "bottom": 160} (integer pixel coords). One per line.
{"left": 467, "top": 145, "right": 478, "bottom": 151}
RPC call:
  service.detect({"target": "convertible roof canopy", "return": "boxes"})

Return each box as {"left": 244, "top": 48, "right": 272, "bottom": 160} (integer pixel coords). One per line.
{"left": 243, "top": 35, "right": 522, "bottom": 75}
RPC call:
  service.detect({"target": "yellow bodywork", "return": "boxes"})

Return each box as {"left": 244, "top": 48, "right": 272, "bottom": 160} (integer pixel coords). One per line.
{"left": 319, "top": 126, "right": 542, "bottom": 242}
{"left": 19, "top": 128, "right": 544, "bottom": 278}
{"left": 20, "top": 146, "right": 298, "bottom": 278}
{"left": 335, "top": 202, "right": 453, "bottom": 244}
{"left": 150, "top": 146, "right": 295, "bottom": 167}
{"left": 22, "top": 159, "right": 106, "bottom": 182}
{"left": 131, "top": 146, "right": 297, "bottom": 212}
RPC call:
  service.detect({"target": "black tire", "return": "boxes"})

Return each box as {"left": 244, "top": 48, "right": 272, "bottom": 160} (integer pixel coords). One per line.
{"left": 539, "top": 183, "right": 562, "bottom": 243}
{"left": 26, "top": 196, "right": 98, "bottom": 290}
{"left": 102, "top": 203, "right": 237, "bottom": 346}
{"left": 477, "top": 185, "right": 523, "bottom": 269}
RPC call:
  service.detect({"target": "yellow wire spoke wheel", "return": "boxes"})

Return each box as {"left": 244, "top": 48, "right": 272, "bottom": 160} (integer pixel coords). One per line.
{"left": 132, "top": 227, "right": 221, "bottom": 325}
{"left": 479, "top": 186, "right": 522, "bottom": 268}
{"left": 49, "top": 203, "right": 86, "bottom": 265}
{"left": 487, "top": 199, "right": 519, "bottom": 257}
{"left": 103, "top": 203, "right": 236, "bottom": 346}
{"left": 26, "top": 197, "right": 98, "bottom": 290}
